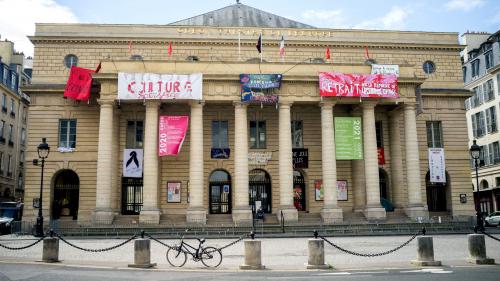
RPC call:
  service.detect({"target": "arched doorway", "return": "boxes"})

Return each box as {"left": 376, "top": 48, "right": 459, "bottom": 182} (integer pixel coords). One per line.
{"left": 425, "top": 171, "right": 448, "bottom": 212}
{"left": 209, "top": 170, "right": 231, "bottom": 214}
{"left": 293, "top": 170, "right": 306, "bottom": 211}
{"left": 249, "top": 169, "right": 272, "bottom": 213}
{"left": 379, "top": 169, "right": 388, "bottom": 199}
{"left": 53, "top": 170, "right": 80, "bottom": 220}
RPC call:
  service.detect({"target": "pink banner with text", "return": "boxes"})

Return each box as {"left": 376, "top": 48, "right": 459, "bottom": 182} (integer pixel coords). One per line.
{"left": 159, "top": 116, "right": 189, "bottom": 156}
{"left": 319, "top": 72, "right": 398, "bottom": 98}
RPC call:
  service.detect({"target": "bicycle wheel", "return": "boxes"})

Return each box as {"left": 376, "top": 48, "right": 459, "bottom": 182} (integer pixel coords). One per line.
{"left": 200, "top": 247, "right": 222, "bottom": 267}
{"left": 166, "top": 247, "right": 187, "bottom": 267}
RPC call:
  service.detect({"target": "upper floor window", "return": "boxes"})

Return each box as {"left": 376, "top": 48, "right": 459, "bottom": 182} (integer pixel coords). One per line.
{"left": 7, "top": 154, "right": 11, "bottom": 177}
{"left": 64, "top": 54, "right": 78, "bottom": 69}
{"left": 126, "top": 120, "right": 144, "bottom": 149}
{"left": 10, "top": 98, "right": 15, "bottom": 116}
{"left": 250, "top": 121, "right": 266, "bottom": 149}
{"left": 59, "top": 119, "right": 77, "bottom": 149}
{"left": 211, "top": 120, "right": 229, "bottom": 149}
{"left": 0, "top": 152, "right": 3, "bottom": 173}
{"left": 497, "top": 73, "right": 500, "bottom": 95}
{"left": 0, "top": 120, "right": 4, "bottom": 140}
{"left": 375, "top": 121, "right": 383, "bottom": 148}
{"left": 22, "top": 106, "right": 27, "bottom": 123}
{"left": 473, "top": 86, "right": 482, "bottom": 106}
{"left": 2, "top": 66, "right": 7, "bottom": 84}
{"left": 485, "top": 51, "right": 494, "bottom": 69}
{"left": 486, "top": 106, "right": 498, "bottom": 133}
{"left": 462, "top": 66, "right": 467, "bottom": 82}
{"left": 291, "top": 120, "right": 303, "bottom": 148}
{"left": 21, "top": 128, "right": 26, "bottom": 146}
{"left": 423, "top": 61, "right": 436, "bottom": 74}
{"left": 1, "top": 94, "right": 6, "bottom": 112}
{"left": 8, "top": 124, "right": 13, "bottom": 145}
{"left": 10, "top": 73, "right": 16, "bottom": 91}
{"left": 493, "top": 142, "right": 500, "bottom": 164}
{"left": 471, "top": 59, "right": 480, "bottom": 78}
{"left": 484, "top": 79, "right": 494, "bottom": 102}
{"left": 426, "top": 121, "right": 443, "bottom": 148}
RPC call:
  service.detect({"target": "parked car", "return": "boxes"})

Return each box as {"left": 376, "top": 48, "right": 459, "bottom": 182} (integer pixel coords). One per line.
{"left": 0, "top": 201, "right": 23, "bottom": 234}
{"left": 484, "top": 211, "right": 500, "bottom": 227}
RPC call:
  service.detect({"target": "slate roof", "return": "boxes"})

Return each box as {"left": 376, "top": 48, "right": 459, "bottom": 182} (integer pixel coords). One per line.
{"left": 169, "top": 2, "right": 315, "bottom": 29}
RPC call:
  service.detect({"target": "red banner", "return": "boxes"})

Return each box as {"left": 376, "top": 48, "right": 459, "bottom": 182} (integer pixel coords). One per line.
{"left": 319, "top": 72, "right": 398, "bottom": 98}
{"left": 64, "top": 66, "right": 95, "bottom": 101}
{"left": 159, "top": 116, "right": 189, "bottom": 156}
{"left": 378, "top": 147, "right": 385, "bottom": 165}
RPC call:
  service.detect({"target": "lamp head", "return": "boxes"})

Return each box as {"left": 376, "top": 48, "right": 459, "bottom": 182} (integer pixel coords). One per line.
{"left": 470, "top": 139, "right": 480, "bottom": 160}
{"left": 37, "top": 138, "right": 50, "bottom": 159}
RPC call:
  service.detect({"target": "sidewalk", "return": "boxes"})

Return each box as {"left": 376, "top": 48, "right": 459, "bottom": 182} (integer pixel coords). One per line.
{"left": 1, "top": 234, "right": 499, "bottom": 271}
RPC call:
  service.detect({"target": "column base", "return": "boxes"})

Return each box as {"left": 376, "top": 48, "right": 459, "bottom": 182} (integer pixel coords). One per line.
{"left": 364, "top": 206, "right": 386, "bottom": 220}
{"left": 405, "top": 206, "right": 429, "bottom": 220}
{"left": 410, "top": 260, "right": 442, "bottom": 266}
{"left": 186, "top": 208, "right": 207, "bottom": 225}
{"left": 467, "top": 258, "right": 495, "bottom": 265}
{"left": 277, "top": 206, "right": 298, "bottom": 223}
{"left": 232, "top": 207, "right": 253, "bottom": 226}
{"left": 320, "top": 206, "right": 343, "bottom": 224}
{"left": 139, "top": 209, "right": 160, "bottom": 224}
{"left": 93, "top": 209, "right": 114, "bottom": 225}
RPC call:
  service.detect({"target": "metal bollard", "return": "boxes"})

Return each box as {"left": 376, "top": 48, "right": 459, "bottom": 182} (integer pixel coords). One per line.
{"left": 467, "top": 234, "right": 495, "bottom": 264}
{"left": 306, "top": 239, "right": 330, "bottom": 269}
{"left": 239, "top": 239, "right": 265, "bottom": 270}
{"left": 42, "top": 237, "right": 60, "bottom": 263}
{"left": 128, "top": 238, "right": 156, "bottom": 268}
{"left": 410, "top": 236, "right": 441, "bottom": 266}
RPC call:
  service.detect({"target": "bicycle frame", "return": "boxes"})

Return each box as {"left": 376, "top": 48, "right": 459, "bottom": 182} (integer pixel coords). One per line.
{"left": 177, "top": 238, "right": 204, "bottom": 260}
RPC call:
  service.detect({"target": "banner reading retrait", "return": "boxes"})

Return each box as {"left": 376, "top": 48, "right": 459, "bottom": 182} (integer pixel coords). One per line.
{"left": 319, "top": 72, "right": 398, "bottom": 98}
{"left": 118, "top": 73, "right": 202, "bottom": 100}
{"left": 159, "top": 116, "right": 189, "bottom": 156}
{"left": 335, "top": 117, "right": 363, "bottom": 160}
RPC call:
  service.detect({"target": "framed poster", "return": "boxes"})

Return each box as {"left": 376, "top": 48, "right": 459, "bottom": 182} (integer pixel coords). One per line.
{"left": 314, "top": 180, "right": 323, "bottom": 201}
{"left": 167, "top": 182, "right": 181, "bottom": 203}
{"left": 337, "top": 180, "right": 348, "bottom": 201}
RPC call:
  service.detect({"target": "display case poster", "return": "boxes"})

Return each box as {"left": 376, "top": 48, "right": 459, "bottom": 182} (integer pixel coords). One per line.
{"left": 335, "top": 117, "right": 363, "bottom": 160}
{"left": 315, "top": 180, "right": 323, "bottom": 201}
{"left": 159, "top": 116, "right": 189, "bottom": 156}
{"left": 337, "top": 180, "right": 348, "bottom": 201}
{"left": 240, "top": 74, "right": 281, "bottom": 104}
{"left": 319, "top": 72, "right": 398, "bottom": 98}
{"left": 428, "top": 148, "right": 446, "bottom": 183}
{"left": 167, "top": 182, "right": 181, "bottom": 203}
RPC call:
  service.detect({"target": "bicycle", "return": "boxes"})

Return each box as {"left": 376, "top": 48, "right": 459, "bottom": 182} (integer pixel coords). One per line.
{"left": 166, "top": 236, "right": 222, "bottom": 267}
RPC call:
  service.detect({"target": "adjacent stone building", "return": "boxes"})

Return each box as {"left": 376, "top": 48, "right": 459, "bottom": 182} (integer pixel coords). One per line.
{"left": 22, "top": 3, "right": 474, "bottom": 225}
{"left": 463, "top": 30, "right": 500, "bottom": 214}
{"left": 0, "top": 40, "right": 30, "bottom": 202}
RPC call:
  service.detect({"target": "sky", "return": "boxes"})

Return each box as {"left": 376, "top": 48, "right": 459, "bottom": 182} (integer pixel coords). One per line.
{"left": 0, "top": 0, "right": 499, "bottom": 57}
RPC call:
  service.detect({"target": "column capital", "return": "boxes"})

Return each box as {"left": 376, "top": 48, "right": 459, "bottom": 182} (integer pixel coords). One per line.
{"left": 189, "top": 100, "right": 205, "bottom": 107}
{"left": 403, "top": 103, "right": 417, "bottom": 111}
{"left": 97, "top": 99, "right": 115, "bottom": 107}
{"left": 233, "top": 101, "right": 248, "bottom": 108}
{"left": 387, "top": 107, "right": 402, "bottom": 118}
{"left": 319, "top": 101, "right": 336, "bottom": 108}
{"left": 360, "top": 101, "right": 378, "bottom": 109}
{"left": 144, "top": 100, "right": 161, "bottom": 109}
{"left": 279, "top": 100, "right": 293, "bottom": 107}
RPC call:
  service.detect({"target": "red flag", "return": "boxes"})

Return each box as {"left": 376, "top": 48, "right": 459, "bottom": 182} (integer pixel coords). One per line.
{"left": 326, "top": 47, "right": 331, "bottom": 60}
{"left": 364, "top": 46, "right": 370, "bottom": 59}
{"left": 279, "top": 36, "right": 285, "bottom": 57}
{"left": 256, "top": 34, "right": 262, "bottom": 53}
{"left": 95, "top": 62, "right": 101, "bottom": 73}
{"left": 64, "top": 66, "right": 94, "bottom": 101}
{"left": 128, "top": 41, "right": 132, "bottom": 56}
{"left": 168, "top": 41, "right": 173, "bottom": 57}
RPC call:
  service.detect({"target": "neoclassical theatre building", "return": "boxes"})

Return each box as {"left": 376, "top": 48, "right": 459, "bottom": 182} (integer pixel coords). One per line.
{"left": 23, "top": 3, "right": 475, "bottom": 225}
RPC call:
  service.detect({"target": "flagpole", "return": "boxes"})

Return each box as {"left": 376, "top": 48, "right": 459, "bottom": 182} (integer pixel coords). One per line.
{"left": 238, "top": 31, "right": 241, "bottom": 61}
{"left": 260, "top": 33, "right": 263, "bottom": 63}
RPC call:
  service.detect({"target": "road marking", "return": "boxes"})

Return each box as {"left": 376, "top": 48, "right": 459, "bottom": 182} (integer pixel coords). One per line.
{"left": 317, "top": 272, "right": 351, "bottom": 275}
{"left": 352, "top": 271, "right": 389, "bottom": 274}
{"left": 400, "top": 268, "right": 453, "bottom": 274}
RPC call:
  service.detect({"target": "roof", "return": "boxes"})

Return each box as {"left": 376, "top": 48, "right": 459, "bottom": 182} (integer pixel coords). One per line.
{"left": 169, "top": 2, "right": 315, "bottom": 29}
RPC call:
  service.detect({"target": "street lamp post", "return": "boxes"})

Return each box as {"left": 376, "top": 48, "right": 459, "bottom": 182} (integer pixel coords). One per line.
{"left": 34, "top": 138, "right": 50, "bottom": 237}
{"left": 469, "top": 139, "right": 482, "bottom": 231}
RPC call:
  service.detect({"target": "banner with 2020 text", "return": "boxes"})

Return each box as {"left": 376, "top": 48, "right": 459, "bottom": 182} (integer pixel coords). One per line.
{"left": 159, "top": 116, "right": 189, "bottom": 156}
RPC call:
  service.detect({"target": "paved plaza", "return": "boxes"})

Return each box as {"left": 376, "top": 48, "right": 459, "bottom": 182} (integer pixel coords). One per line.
{"left": 1, "top": 234, "right": 499, "bottom": 271}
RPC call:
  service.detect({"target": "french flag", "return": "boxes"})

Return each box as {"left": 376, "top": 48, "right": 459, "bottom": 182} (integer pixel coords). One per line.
{"left": 279, "top": 36, "right": 285, "bottom": 57}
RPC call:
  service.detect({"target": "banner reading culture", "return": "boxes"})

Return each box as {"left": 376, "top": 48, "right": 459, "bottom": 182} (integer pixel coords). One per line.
{"left": 319, "top": 72, "right": 398, "bottom": 98}
{"left": 118, "top": 73, "right": 202, "bottom": 100}
{"left": 240, "top": 74, "right": 281, "bottom": 104}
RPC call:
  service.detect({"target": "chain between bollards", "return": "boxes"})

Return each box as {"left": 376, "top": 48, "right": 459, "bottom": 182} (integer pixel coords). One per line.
{"left": 250, "top": 231, "right": 255, "bottom": 240}
{"left": 313, "top": 230, "right": 318, "bottom": 239}
{"left": 141, "top": 230, "right": 145, "bottom": 239}
{"left": 422, "top": 227, "right": 426, "bottom": 236}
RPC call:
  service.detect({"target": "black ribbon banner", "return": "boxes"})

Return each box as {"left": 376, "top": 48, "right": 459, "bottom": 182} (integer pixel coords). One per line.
{"left": 293, "top": 148, "right": 308, "bottom": 169}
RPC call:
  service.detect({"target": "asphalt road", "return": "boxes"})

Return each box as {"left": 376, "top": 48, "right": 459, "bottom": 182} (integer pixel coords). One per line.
{"left": 0, "top": 263, "right": 499, "bottom": 281}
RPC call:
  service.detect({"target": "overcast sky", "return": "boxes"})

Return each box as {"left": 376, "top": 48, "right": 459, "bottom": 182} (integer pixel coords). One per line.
{"left": 0, "top": 0, "right": 499, "bottom": 57}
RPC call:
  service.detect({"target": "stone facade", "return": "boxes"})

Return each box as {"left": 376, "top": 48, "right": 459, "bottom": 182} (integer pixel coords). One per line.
{"left": 22, "top": 8, "right": 474, "bottom": 225}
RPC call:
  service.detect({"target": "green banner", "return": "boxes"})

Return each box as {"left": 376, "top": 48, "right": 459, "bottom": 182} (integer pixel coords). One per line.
{"left": 335, "top": 117, "right": 363, "bottom": 160}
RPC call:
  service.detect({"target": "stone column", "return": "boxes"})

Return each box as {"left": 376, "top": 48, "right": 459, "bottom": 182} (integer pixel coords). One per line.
{"left": 320, "top": 101, "right": 343, "bottom": 223}
{"left": 351, "top": 110, "right": 365, "bottom": 213}
{"left": 140, "top": 101, "right": 161, "bottom": 224}
{"left": 403, "top": 103, "right": 428, "bottom": 219}
{"left": 93, "top": 99, "right": 115, "bottom": 224}
{"left": 278, "top": 101, "right": 298, "bottom": 222}
{"left": 187, "top": 101, "right": 206, "bottom": 224}
{"left": 362, "top": 102, "right": 386, "bottom": 219}
{"left": 388, "top": 109, "right": 406, "bottom": 209}
{"left": 110, "top": 108, "right": 120, "bottom": 214}
{"left": 232, "top": 101, "right": 252, "bottom": 224}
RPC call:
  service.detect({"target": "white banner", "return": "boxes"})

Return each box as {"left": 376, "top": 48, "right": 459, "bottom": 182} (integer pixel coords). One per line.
{"left": 428, "top": 148, "right": 446, "bottom": 183}
{"left": 248, "top": 152, "right": 272, "bottom": 165}
{"left": 118, "top": 73, "right": 202, "bottom": 100}
{"left": 371, "top": 64, "right": 400, "bottom": 77}
{"left": 123, "top": 149, "right": 143, "bottom": 178}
